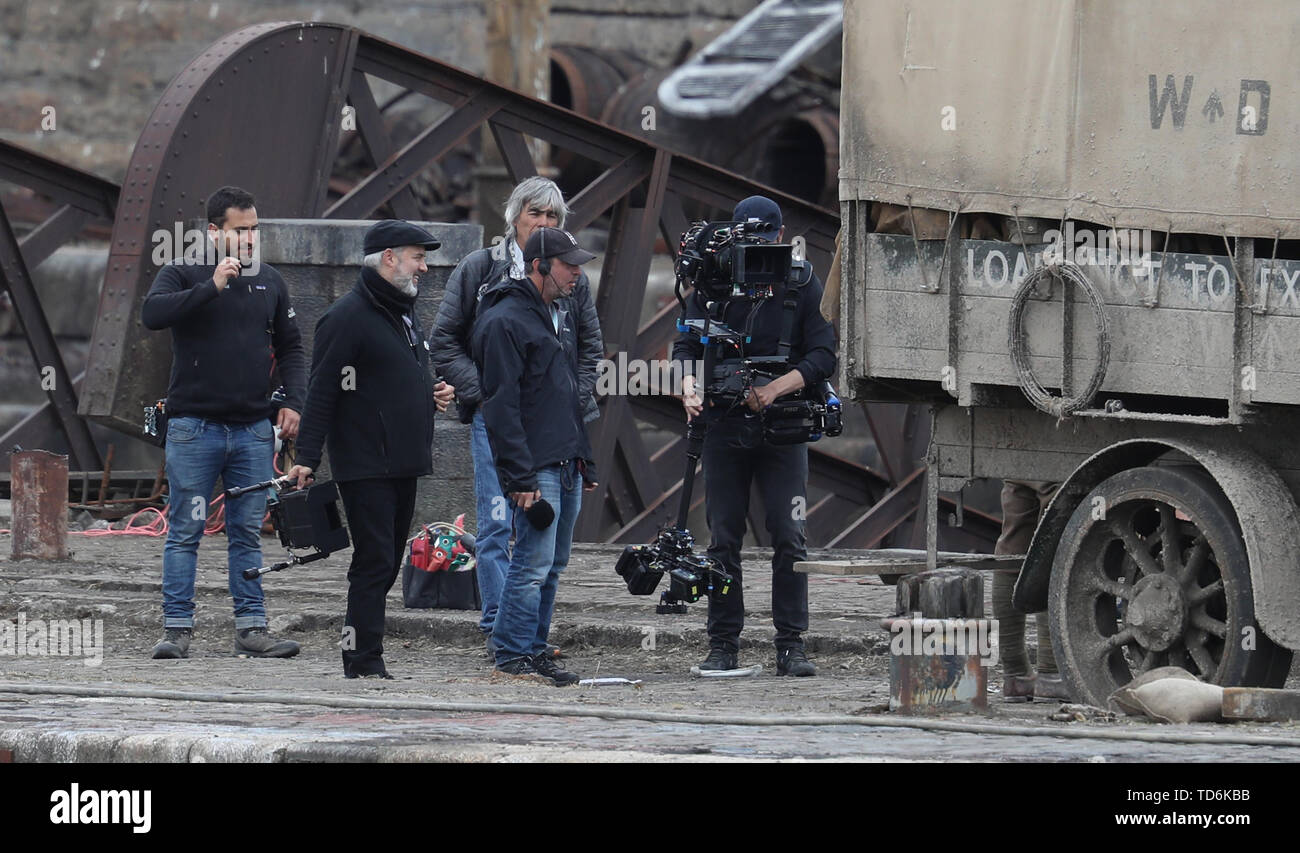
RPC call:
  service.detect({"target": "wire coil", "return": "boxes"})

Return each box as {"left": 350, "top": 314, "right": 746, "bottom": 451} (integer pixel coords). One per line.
{"left": 1007, "top": 263, "right": 1111, "bottom": 418}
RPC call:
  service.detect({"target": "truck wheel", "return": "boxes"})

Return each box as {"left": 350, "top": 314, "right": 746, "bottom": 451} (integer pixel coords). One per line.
{"left": 1048, "top": 466, "right": 1291, "bottom": 707}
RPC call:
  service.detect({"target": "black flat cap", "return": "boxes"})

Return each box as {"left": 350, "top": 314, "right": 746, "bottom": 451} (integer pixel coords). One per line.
{"left": 363, "top": 220, "right": 441, "bottom": 255}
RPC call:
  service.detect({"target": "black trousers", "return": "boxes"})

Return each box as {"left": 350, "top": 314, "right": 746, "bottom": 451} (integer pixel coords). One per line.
{"left": 701, "top": 416, "right": 809, "bottom": 654}
{"left": 338, "top": 477, "right": 418, "bottom": 676}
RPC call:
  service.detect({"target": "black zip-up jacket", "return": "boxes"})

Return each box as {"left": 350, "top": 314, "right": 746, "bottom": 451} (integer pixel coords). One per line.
{"left": 140, "top": 260, "right": 306, "bottom": 422}
{"left": 671, "top": 263, "right": 838, "bottom": 417}
{"left": 471, "top": 275, "right": 595, "bottom": 494}
{"left": 430, "top": 240, "right": 603, "bottom": 424}
{"left": 293, "top": 267, "right": 437, "bottom": 482}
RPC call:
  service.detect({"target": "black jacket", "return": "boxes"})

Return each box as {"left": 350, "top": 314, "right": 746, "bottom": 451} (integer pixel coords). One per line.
{"left": 471, "top": 275, "right": 595, "bottom": 494}
{"left": 430, "top": 240, "right": 603, "bottom": 423}
{"left": 294, "top": 267, "right": 437, "bottom": 482}
{"left": 671, "top": 263, "right": 839, "bottom": 417}
{"left": 140, "top": 261, "right": 306, "bottom": 422}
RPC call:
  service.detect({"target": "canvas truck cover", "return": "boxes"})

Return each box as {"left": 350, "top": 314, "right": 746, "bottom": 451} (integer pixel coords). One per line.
{"left": 840, "top": 0, "right": 1300, "bottom": 239}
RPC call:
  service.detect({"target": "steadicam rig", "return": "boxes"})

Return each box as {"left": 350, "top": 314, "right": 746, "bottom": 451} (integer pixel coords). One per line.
{"left": 224, "top": 477, "right": 351, "bottom": 580}
{"left": 615, "top": 418, "right": 734, "bottom": 614}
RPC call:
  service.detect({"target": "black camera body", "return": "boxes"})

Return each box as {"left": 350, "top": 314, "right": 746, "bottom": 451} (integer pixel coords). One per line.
{"left": 615, "top": 526, "right": 733, "bottom": 612}
{"left": 675, "top": 220, "right": 794, "bottom": 302}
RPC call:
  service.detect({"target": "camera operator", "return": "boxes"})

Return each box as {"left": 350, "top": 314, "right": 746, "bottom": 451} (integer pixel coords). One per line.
{"left": 672, "top": 196, "right": 838, "bottom": 676}
{"left": 140, "top": 186, "right": 306, "bottom": 660}
{"left": 430, "top": 177, "right": 603, "bottom": 660}
{"left": 287, "top": 220, "right": 455, "bottom": 679}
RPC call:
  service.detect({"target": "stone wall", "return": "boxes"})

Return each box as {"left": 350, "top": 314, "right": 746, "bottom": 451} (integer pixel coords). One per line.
{"left": 0, "top": 0, "right": 754, "bottom": 182}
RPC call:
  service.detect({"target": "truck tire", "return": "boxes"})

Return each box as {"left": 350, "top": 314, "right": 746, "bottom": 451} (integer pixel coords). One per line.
{"left": 1048, "top": 465, "right": 1291, "bottom": 707}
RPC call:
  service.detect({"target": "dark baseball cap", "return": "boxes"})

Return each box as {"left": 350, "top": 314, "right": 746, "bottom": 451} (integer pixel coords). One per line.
{"left": 732, "top": 195, "right": 782, "bottom": 240}
{"left": 523, "top": 227, "right": 597, "bottom": 265}
{"left": 362, "top": 220, "right": 441, "bottom": 255}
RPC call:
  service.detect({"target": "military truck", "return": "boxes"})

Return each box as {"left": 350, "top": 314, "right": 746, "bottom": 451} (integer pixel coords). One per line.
{"left": 832, "top": 0, "right": 1300, "bottom": 704}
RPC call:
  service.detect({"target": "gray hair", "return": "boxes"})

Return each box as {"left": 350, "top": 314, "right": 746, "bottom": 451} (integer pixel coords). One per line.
{"left": 363, "top": 247, "right": 421, "bottom": 269}
{"left": 502, "top": 176, "right": 570, "bottom": 247}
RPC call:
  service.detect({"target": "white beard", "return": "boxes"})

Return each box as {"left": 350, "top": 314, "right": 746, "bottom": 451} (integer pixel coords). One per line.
{"left": 392, "top": 272, "right": 418, "bottom": 297}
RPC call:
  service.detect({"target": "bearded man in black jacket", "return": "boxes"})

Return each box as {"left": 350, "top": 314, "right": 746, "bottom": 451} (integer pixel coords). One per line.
{"left": 288, "top": 220, "right": 455, "bottom": 679}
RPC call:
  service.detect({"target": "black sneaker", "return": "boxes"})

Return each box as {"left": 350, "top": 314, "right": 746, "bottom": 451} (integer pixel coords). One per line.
{"left": 151, "top": 627, "right": 191, "bottom": 659}
{"left": 491, "top": 657, "right": 550, "bottom": 684}
{"left": 234, "top": 627, "right": 301, "bottom": 658}
{"left": 345, "top": 669, "right": 394, "bottom": 680}
{"left": 696, "top": 648, "right": 738, "bottom": 672}
{"left": 532, "top": 652, "right": 580, "bottom": 686}
{"left": 776, "top": 646, "right": 816, "bottom": 677}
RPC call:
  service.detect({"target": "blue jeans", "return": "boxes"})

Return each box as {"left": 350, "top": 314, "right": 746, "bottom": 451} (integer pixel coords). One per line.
{"left": 490, "top": 463, "right": 582, "bottom": 664}
{"left": 471, "top": 411, "right": 510, "bottom": 635}
{"left": 161, "top": 417, "right": 273, "bottom": 629}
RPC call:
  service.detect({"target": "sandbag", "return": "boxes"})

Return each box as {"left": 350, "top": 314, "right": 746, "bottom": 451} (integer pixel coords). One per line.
{"left": 1109, "top": 666, "right": 1199, "bottom": 715}
{"left": 1127, "top": 678, "right": 1224, "bottom": 724}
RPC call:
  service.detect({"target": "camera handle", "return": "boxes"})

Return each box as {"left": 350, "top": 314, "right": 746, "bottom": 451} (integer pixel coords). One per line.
{"left": 242, "top": 548, "right": 331, "bottom": 581}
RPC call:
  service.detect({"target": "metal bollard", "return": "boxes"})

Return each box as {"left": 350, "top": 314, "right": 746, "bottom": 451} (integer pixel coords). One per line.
{"left": 882, "top": 568, "right": 996, "bottom": 712}
{"left": 10, "top": 449, "right": 69, "bottom": 561}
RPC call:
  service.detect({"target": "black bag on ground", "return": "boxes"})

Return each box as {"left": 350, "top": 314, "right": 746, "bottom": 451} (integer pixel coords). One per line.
{"left": 401, "top": 561, "right": 481, "bottom": 609}
{"left": 401, "top": 521, "right": 481, "bottom": 610}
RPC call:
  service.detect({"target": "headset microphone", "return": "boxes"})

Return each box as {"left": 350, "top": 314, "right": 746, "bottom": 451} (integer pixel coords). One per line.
{"left": 537, "top": 227, "right": 552, "bottom": 277}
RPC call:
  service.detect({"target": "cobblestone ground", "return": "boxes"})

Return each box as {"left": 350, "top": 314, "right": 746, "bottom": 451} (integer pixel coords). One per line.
{"left": 1, "top": 534, "right": 1298, "bottom": 761}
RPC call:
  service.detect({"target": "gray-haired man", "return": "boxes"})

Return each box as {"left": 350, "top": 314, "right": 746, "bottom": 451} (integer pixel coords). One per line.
{"left": 289, "top": 220, "right": 455, "bottom": 678}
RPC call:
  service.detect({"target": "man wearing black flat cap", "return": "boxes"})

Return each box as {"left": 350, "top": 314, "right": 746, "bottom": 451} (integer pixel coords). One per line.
{"left": 471, "top": 226, "right": 599, "bottom": 685}
{"left": 289, "top": 220, "right": 456, "bottom": 678}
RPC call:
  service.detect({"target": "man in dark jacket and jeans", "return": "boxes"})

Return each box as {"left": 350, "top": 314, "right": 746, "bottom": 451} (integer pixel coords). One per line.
{"left": 471, "top": 226, "right": 598, "bottom": 685}
{"left": 288, "top": 220, "right": 455, "bottom": 678}
{"left": 430, "top": 177, "right": 603, "bottom": 654}
{"left": 672, "top": 196, "right": 838, "bottom": 678}
{"left": 141, "top": 185, "right": 306, "bottom": 660}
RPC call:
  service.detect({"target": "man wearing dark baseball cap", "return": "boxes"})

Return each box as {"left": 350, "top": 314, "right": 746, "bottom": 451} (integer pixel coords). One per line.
{"left": 470, "top": 226, "right": 599, "bottom": 684}
{"left": 673, "top": 195, "right": 837, "bottom": 679}
{"left": 732, "top": 194, "right": 783, "bottom": 240}
{"left": 289, "top": 219, "right": 455, "bottom": 678}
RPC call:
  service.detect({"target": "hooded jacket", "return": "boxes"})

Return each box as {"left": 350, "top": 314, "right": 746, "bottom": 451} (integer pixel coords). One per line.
{"left": 430, "top": 239, "right": 603, "bottom": 424}
{"left": 294, "top": 266, "right": 436, "bottom": 481}
{"left": 470, "top": 274, "right": 595, "bottom": 494}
